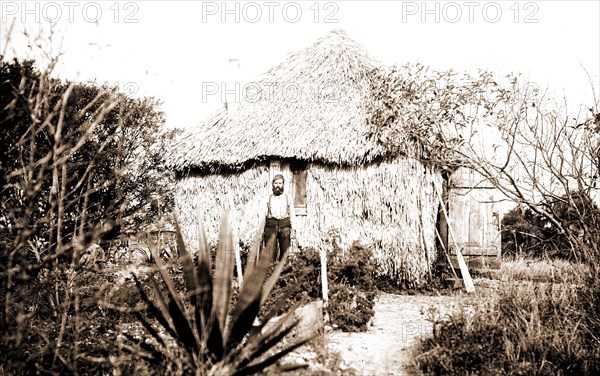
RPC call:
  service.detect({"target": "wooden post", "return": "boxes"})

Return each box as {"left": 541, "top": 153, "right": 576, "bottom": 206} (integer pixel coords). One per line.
{"left": 228, "top": 192, "right": 244, "bottom": 288}
{"left": 319, "top": 247, "right": 330, "bottom": 322}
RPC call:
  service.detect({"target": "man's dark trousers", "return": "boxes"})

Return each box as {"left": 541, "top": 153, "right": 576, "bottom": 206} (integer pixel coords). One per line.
{"left": 263, "top": 217, "right": 291, "bottom": 261}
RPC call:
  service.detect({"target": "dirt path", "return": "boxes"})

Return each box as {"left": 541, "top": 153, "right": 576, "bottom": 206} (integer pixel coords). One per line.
{"left": 325, "top": 293, "right": 467, "bottom": 376}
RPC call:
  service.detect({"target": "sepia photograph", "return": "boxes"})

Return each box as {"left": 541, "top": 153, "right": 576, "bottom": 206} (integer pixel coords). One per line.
{"left": 1, "top": 1, "right": 599, "bottom": 374}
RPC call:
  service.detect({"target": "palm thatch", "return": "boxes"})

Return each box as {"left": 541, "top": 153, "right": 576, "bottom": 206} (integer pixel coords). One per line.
{"left": 174, "top": 159, "right": 441, "bottom": 286}
{"left": 167, "top": 29, "right": 418, "bottom": 171}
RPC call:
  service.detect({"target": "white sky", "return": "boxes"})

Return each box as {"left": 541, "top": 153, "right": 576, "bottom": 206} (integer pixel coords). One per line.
{"left": 1, "top": 0, "right": 599, "bottom": 129}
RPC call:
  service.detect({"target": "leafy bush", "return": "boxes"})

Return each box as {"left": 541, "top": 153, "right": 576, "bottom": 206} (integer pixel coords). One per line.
{"left": 501, "top": 205, "right": 545, "bottom": 257}
{"left": 266, "top": 241, "right": 378, "bottom": 332}
{"left": 0, "top": 58, "right": 173, "bottom": 260}
{"left": 328, "top": 242, "right": 377, "bottom": 331}
{"left": 0, "top": 267, "right": 133, "bottom": 374}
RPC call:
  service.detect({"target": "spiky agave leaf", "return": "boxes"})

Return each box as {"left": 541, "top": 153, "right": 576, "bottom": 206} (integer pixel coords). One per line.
{"left": 119, "top": 332, "right": 163, "bottom": 363}
{"left": 171, "top": 223, "right": 206, "bottom": 356}
{"left": 177, "top": 210, "right": 222, "bottom": 362}
{"left": 195, "top": 211, "right": 220, "bottom": 356}
{"left": 136, "top": 272, "right": 207, "bottom": 368}
{"left": 248, "top": 295, "right": 307, "bottom": 352}
{"left": 233, "top": 329, "right": 314, "bottom": 376}
{"left": 167, "top": 296, "right": 199, "bottom": 354}
{"left": 132, "top": 274, "right": 178, "bottom": 341}
{"left": 218, "top": 310, "right": 299, "bottom": 375}
{"left": 244, "top": 215, "right": 266, "bottom": 276}
{"left": 209, "top": 209, "right": 235, "bottom": 358}
{"left": 173, "top": 216, "right": 210, "bottom": 359}
{"left": 226, "top": 233, "right": 277, "bottom": 352}
{"left": 232, "top": 298, "right": 316, "bottom": 375}
{"left": 132, "top": 310, "right": 171, "bottom": 354}
{"left": 174, "top": 217, "right": 197, "bottom": 302}
{"left": 259, "top": 268, "right": 314, "bottom": 325}
{"left": 150, "top": 249, "right": 200, "bottom": 355}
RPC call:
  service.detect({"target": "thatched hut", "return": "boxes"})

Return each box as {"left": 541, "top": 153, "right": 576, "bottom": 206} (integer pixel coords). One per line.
{"left": 167, "top": 29, "right": 443, "bottom": 286}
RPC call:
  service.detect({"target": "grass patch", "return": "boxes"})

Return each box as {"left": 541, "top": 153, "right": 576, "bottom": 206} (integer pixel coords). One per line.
{"left": 411, "top": 270, "right": 600, "bottom": 375}
{"left": 499, "top": 257, "right": 589, "bottom": 283}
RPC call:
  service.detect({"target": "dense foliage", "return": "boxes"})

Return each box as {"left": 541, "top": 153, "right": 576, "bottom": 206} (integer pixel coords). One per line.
{"left": 266, "top": 242, "right": 378, "bottom": 332}
{"left": 0, "top": 267, "right": 133, "bottom": 374}
{"left": 0, "top": 58, "right": 174, "bottom": 254}
{"left": 502, "top": 191, "right": 600, "bottom": 260}
{"left": 0, "top": 57, "right": 175, "bottom": 373}
{"left": 365, "top": 63, "right": 510, "bottom": 165}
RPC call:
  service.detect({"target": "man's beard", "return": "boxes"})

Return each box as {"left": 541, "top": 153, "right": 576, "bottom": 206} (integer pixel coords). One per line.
{"left": 273, "top": 187, "right": 283, "bottom": 196}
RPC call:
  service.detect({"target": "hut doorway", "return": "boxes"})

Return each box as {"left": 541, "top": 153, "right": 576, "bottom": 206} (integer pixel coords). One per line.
{"left": 269, "top": 160, "right": 308, "bottom": 216}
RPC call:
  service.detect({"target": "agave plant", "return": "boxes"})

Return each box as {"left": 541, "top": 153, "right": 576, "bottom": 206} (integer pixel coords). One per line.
{"left": 123, "top": 210, "right": 314, "bottom": 375}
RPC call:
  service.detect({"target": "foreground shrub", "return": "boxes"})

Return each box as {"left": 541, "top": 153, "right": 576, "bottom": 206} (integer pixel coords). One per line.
{"left": 412, "top": 281, "right": 600, "bottom": 375}
{"left": 0, "top": 54, "right": 174, "bottom": 373}
{"left": 0, "top": 267, "right": 133, "bottom": 374}
{"left": 327, "top": 241, "right": 377, "bottom": 331}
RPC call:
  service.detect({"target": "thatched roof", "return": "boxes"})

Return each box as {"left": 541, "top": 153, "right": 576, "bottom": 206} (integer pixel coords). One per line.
{"left": 167, "top": 29, "right": 414, "bottom": 171}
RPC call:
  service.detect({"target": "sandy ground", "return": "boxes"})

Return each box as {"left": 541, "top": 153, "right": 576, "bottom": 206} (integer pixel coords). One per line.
{"left": 325, "top": 293, "right": 468, "bottom": 376}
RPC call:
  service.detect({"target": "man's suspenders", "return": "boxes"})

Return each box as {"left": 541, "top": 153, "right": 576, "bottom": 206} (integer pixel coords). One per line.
{"left": 267, "top": 194, "right": 290, "bottom": 218}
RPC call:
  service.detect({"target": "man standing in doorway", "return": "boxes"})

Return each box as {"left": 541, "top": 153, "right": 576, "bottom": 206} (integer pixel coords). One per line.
{"left": 263, "top": 174, "right": 295, "bottom": 261}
